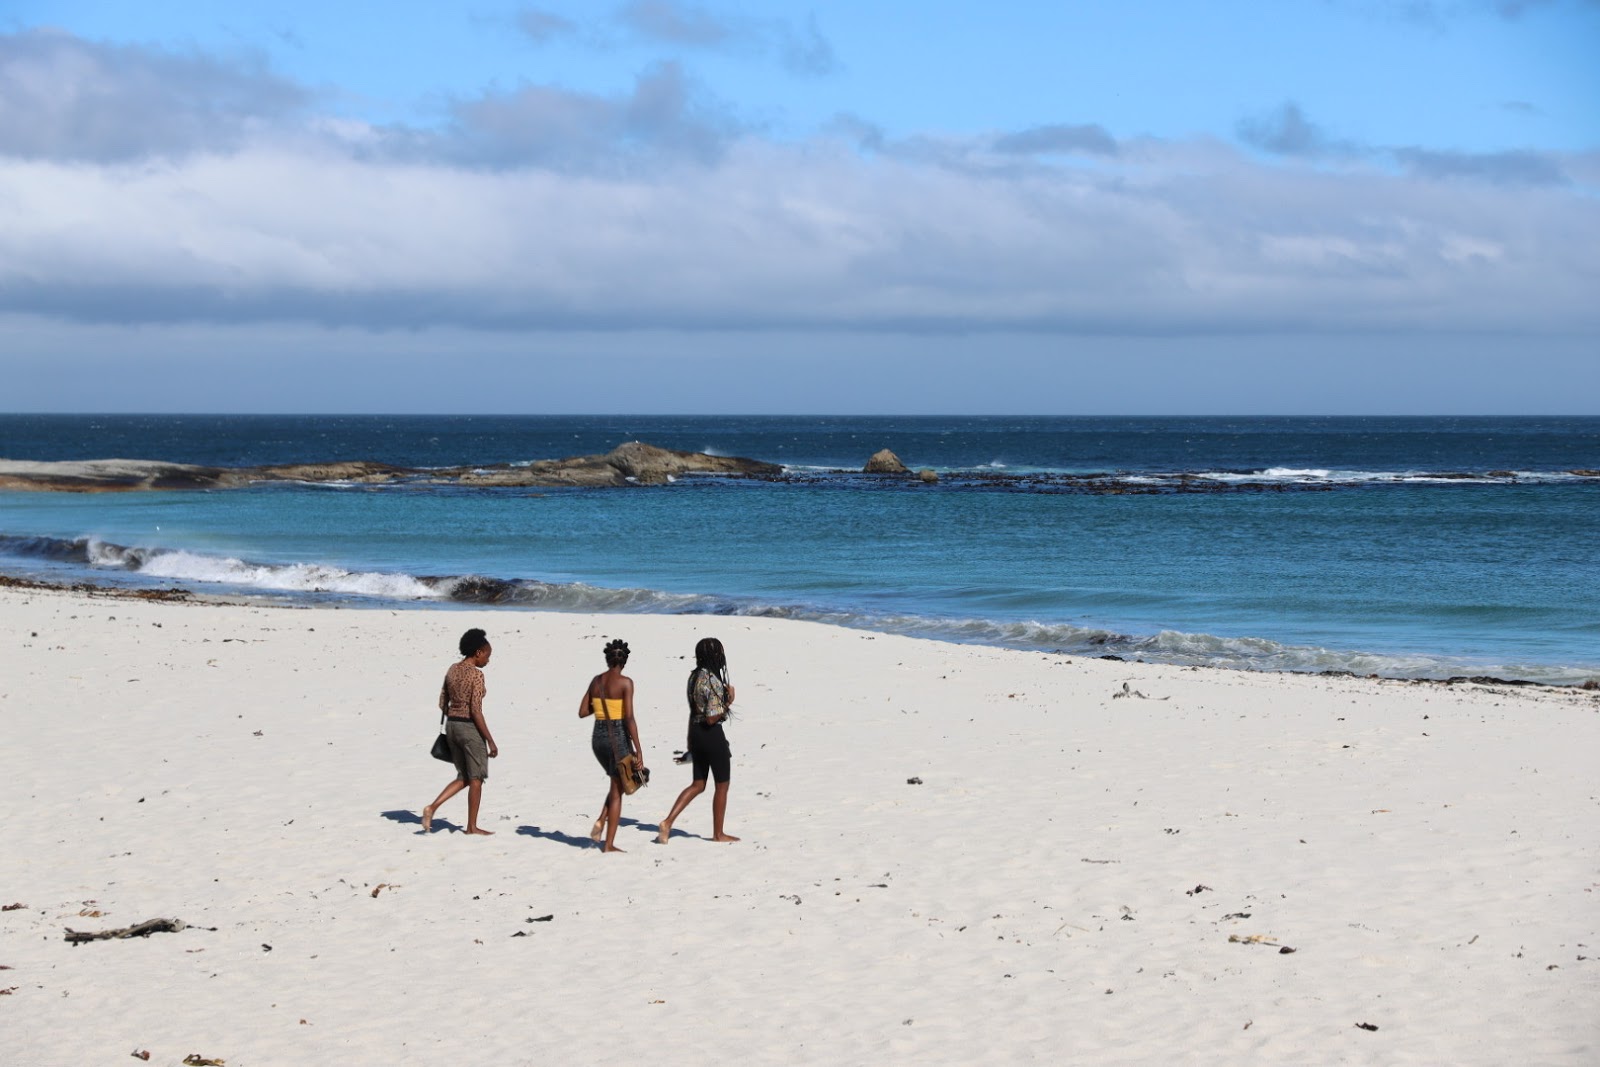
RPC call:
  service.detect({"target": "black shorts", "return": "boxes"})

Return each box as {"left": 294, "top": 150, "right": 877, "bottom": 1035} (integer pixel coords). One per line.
{"left": 689, "top": 721, "right": 731, "bottom": 784}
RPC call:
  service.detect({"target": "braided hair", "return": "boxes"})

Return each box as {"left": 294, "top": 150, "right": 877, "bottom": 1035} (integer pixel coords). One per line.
{"left": 603, "top": 638, "right": 630, "bottom": 668}
{"left": 687, "top": 636, "right": 730, "bottom": 712}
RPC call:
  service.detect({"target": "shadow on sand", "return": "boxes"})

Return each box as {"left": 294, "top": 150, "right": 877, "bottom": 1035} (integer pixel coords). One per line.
{"left": 516, "top": 823, "right": 602, "bottom": 849}
{"left": 643, "top": 823, "right": 708, "bottom": 844}
{"left": 380, "top": 808, "right": 461, "bottom": 835}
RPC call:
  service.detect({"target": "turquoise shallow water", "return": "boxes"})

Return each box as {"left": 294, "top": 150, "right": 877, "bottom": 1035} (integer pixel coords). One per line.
{"left": 2, "top": 415, "right": 1597, "bottom": 682}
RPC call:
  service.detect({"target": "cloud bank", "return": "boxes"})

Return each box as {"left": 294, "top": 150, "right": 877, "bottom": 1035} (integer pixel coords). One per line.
{"left": 0, "top": 30, "right": 1595, "bottom": 337}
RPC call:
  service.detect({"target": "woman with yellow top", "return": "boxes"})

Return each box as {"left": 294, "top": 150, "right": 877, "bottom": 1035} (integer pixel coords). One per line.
{"left": 579, "top": 638, "right": 647, "bottom": 852}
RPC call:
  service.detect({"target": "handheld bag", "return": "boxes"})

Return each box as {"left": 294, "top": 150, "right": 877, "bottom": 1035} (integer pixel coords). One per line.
{"left": 617, "top": 753, "right": 650, "bottom": 795}
{"left": 430, "top": 710, "right": 453, "bottom": 762}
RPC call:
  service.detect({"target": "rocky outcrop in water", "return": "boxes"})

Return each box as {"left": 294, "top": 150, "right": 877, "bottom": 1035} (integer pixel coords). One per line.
{"left": 863, "top": 449, "right": 909, "bottom": 474}
{"left": 0, "top": 443, "right": 779, "bottom": 493}
{"left": 449, "top": 441, "right": 781, "bottom": 487}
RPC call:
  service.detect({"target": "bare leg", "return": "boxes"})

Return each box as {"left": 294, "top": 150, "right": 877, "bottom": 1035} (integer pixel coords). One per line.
{"left": 711, "top": 780, "right": 739, "bottom": 842}
{"left": 423, "top": 778, "right": 467, "bottom": 832}
{"left": 602, "top": 776, "right": 625, "bottom": 852}
{"left": 591, "top": 787, "right": 611, "bottom": 842}
{"left": 465, "top": 779, "right": 494, "bottom": 835}
{"left": 657, "top": 779, "right": 706, "bottom": 843}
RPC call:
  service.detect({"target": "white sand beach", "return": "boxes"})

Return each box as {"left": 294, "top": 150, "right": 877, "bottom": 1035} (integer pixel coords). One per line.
{"left": 1, "top": 584, "right": 1595, "bottom": 1066}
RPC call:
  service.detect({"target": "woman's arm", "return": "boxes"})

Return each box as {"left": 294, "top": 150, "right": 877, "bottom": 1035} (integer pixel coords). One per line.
{"left": 622, "top": 677, "right": 644, "bottom": 764}
{"left": 578, "top": 675, "right": 596, "bottom": 718}
{"left": 469, "top": 673, "right": 497, "bottom": 757}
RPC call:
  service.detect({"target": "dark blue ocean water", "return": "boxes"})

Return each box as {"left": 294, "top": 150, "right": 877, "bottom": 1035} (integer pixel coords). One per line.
{"left": 3, "top": 415, "right": 1597, "bottom": 683}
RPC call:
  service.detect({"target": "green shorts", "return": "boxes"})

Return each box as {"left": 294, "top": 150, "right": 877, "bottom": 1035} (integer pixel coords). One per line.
{"left": 446, "top": 720, "right": 489, "bottom": 781}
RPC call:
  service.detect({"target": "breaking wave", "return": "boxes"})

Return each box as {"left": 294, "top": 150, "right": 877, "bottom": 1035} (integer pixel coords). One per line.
{"left": 768, "top": 465, "right": 1600, "bottom": 491}
{"left": 2, "top": 532, "right": 1593, "bottom": 685}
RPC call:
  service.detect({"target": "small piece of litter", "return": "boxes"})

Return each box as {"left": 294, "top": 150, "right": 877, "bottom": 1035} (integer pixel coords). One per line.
{"left": 1228, "top": 934, "right": 1278, "bottom": 945}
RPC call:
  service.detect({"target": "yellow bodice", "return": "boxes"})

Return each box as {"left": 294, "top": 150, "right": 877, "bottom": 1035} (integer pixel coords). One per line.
{"left": 591, "top": 697, "right": 625, "bottom": 720}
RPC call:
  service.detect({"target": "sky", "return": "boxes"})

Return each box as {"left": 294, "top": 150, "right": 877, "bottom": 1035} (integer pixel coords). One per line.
{"left": 1, "top": 1, "right": 1597, "bottom": 414}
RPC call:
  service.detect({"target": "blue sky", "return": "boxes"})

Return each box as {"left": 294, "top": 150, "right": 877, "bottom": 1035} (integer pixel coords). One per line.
{"left": 1, "top": 1, "right": 1596, "bottom": 413}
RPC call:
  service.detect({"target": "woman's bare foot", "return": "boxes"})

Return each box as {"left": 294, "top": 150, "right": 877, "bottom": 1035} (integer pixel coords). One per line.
{"left": 590, "top": 818, "right": 606, "bottom": 843}
{"left": 421, "top": 806, "right": 434, "bottom": 832}
{"left": 466, "top": 827, "right": 495, "bottom": 835}
{"left": 602, "top": 845, "right": 625, "bottom": 853}
{"left": 655, "top": 822, "right": 672, "bottom": 844}
{"left": 712, "top": 833, "right": 740, "bottom": 842}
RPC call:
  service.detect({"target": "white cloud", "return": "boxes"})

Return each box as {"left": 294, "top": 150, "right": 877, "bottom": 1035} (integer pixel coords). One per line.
{"left": 0, "top": 29, "right": 308, "bottom": 161}
{"left": 0, "top": 31, "right": 1594, "bottom": 339}
{"left": 1, "top": 133, "right": 1594, "bottom": 335}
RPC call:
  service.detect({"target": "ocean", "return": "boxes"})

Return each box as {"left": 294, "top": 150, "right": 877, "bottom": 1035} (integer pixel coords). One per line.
{"left": 2, "top": 414, "right": 1597, "bottom": 684}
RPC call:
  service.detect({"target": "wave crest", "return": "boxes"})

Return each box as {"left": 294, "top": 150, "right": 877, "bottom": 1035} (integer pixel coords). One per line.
{"left": 1, "top": 532, "right": 1593, "bottom": 684}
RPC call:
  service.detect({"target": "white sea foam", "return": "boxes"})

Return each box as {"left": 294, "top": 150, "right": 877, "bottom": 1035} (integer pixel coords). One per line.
{"left": 11, "top": 533, "right": 1594, "bottom": 685}
{"left": 1263, "top": 467, "right": 1332, "bottom": 480}
{"left": 84, "top": 538, "right": 443, "bottom": 600}
{"left": 1184, "top": 467, "right": 1557, "bottom": 486}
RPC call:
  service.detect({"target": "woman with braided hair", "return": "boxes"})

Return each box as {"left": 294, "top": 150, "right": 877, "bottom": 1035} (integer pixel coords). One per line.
{"left": 579, "top": 638, "right": 647, "bottom": 852}
{"left": 656, "top": 636, "right": 739, "bottom": 844}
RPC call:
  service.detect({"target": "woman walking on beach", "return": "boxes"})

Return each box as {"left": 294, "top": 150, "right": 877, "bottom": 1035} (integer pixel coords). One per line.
{"left": 422, "top": 628, "right": 498, "bottom": 835}
{"left": 580, "top": 638, "right": 647, "bottom": 853}
{"left": 657, "top": 637, "right": 739, "bottom": 844}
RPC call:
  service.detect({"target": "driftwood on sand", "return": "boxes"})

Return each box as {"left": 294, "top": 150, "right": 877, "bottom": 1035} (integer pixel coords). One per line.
{"left": 64, "top": 918, "right": 214, "bottom": 945}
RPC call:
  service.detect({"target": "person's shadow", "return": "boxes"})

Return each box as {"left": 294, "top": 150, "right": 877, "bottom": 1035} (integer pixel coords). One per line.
{"left": 518, "top": 816, "right": 678, "bottom": 849}
{"left": 618, "top": 817, "right": 708, "bottom": 844}
{"left": 516, "top": 823, "right": 602, "bottom": 849}
{"left": 639, "top": 821, "right": 707, "bottom": 844}
{"left": 380, "top": 808, "right": 461, "bottom": 835}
